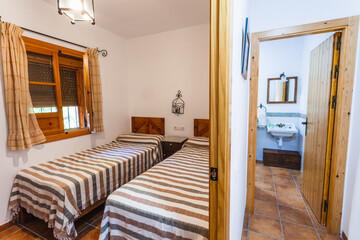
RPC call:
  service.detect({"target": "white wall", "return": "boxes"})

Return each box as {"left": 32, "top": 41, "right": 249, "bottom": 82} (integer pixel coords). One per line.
{"left": 250, "top": 0, "right": 360, "bottom": 238}
{"left": 0, "top": 0, "right": 130, "bottom": 225}
{"left": 258, "top": 37, "right": 304, "bottom": 112}
{"left": 342, "top": 20, "right": 360, "bottom": 239}
{"left": 127, "top": 24, "right": 209, "bottom": 137}
{"left": 229, "top": 0, "right": 250, "bottom": 238}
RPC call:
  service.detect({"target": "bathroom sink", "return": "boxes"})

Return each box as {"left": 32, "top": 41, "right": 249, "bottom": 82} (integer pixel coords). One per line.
{"left": 267, "top": 123, "right": 298, "bottom": 146}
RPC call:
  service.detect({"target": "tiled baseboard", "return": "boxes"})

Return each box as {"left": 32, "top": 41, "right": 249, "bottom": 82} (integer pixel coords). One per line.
{"left": 342, "top": 231, "right": 348, "bottom": 240}
{"left": 266, "top": 112, "right": 306, "bottom": 119}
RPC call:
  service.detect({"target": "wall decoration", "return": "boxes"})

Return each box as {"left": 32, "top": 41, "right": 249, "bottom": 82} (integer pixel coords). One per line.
{"left": 172, "top": 90, "right": 185, "bottom": 115}
{"left": 241, "top": 17, "right": 250, "bottom": 80}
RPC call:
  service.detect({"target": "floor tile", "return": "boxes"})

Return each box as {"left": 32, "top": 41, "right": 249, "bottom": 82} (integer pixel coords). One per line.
{"left": 256, "top": 167, "right": 272, "bottom": 176}
{"left": 41, "top": 220, "right": 89, "bottom": 240}
{"left": 290, "top": 170, "right": 302, "bottom": 179}
{"left": 41, "top": 230, "right": 57, "bottom": 240}
{"left": 78, "top": 204, "right": 105, "bottom": 224}
{"left": 307, "top": 208, "right": 327, "bottom": 231}
{"left": 75, "top": 220, "right": 90, "bottom": 233}
{"left": 0, "top": 225, "right": 22, "bottom": 238}
{"left": 282, "top": 221, "right": 318, "bottom": 240}
{"left": 255, "top": 174, "right": 273, "bottom": 183}
{"left": 89, "top": 216, "right": 102, "bottom": 229}
{"left": 272, "top": 168, "right": 292, "bottom": 178}
{"left": 275, "top": 183, "right": 300, "bottom": 196}
{"left": 279, "top": 205, "right": 313, "bottom": 227}
{"left": 2, "top": 227, "right": 42, "bottom": 240}
{"left": 277, "top": 193, "right": 306, "bottom": 209}
{"left": 248, "top": 231, "right": 277, "bottom": 240}
{"left": 273, "top": 176, "right": 296, "bottom": 186}
{"left": 294, "top": 178, "right": 303, "bottom": 187}
{"left": 23, "top": 218, "right": 51, "bottom": 236}
{"left": 256, "top": 163, "right": 271, "bottom": 169}
{"left": 0, "top": 205, "right": 104, "bottom": 240}
{"left": 76, "top": 225, "right": 100, "bottom": 240}
{"left": 255, "top": 188, "right": 276, "bottom": 203}
{"left": 254, "top": 200, "right": 279, "bottom": 219}
{"left": 242, "top": 230, "right": 248, "bottom": 240}
{"left": 317, "top": 230, "right": 342, "bottom": 240}
{"left": 243, "top": 213, "right": 249, "bottom": 230}
{"left": 255, "top": 180, "right": 274, "bottom": 191}
{"left": 249, "top": 214, "right": 282, "bottom": 239}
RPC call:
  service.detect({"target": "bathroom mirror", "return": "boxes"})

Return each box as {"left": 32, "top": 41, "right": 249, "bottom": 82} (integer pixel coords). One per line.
{"left": 267, "top": 76, "right": 297, "bottom": 104}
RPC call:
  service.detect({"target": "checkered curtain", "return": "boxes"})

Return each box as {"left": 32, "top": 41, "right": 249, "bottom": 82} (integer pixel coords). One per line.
{"left": 87, "top": 48, "right": 104, "bottom": 133}
{"left": 0, "top": 22, "right": 45, "bottom": 150}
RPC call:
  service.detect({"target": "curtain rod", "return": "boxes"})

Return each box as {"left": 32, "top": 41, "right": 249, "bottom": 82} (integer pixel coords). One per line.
{"left": 0, "top": 16, "right": 108, "bottom": 57}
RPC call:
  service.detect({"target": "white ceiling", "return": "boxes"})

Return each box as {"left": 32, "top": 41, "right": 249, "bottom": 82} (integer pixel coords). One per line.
{"left": 43, "top": 0, "right": 209, "bottom": 38}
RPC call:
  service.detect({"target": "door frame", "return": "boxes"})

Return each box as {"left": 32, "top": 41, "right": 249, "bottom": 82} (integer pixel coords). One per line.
{"left": 209, "top": 0, "right": 231, "bottom": 239}
{"left": 246, "top": 16, "right": 359, "bottom": 235}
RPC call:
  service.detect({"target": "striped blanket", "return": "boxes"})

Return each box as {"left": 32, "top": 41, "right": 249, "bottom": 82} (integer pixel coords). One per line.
{"left": 100, "top": 139, "right": 209, "bottom": 240}
{"left": 9, "top": 134, "right": 163, "bottom": 240}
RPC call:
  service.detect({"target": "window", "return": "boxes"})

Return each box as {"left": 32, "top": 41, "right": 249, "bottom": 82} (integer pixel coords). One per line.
{"left": 24, "top": 37, "right": 92, "bottom": 142}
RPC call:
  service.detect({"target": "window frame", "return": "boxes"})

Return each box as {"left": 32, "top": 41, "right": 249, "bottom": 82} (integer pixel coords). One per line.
{"left": 23, "top": 36, "right": 92, "bottom": 143}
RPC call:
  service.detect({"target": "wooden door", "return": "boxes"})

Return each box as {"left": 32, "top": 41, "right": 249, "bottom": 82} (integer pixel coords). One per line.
{"left": 302, "top": 32, "right": 341, "bottom": 224}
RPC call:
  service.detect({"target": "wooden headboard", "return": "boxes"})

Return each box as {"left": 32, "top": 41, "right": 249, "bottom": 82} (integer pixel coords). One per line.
{"left": 131, "top": 117, "right": 165, "bottom": 135}
{"left": 194, "top": 119, "right": 210, "bottom": 137}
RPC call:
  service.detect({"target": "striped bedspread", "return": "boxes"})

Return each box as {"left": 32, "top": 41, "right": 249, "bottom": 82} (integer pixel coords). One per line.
{"left": 9, "top": 134, "right": 163, "bottom": 240}
{"left": 100, "top": 141, "right": 209, "bottom": 240}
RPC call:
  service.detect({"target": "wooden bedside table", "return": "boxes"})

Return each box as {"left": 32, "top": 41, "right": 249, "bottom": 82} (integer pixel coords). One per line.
{"left": 161, "top": 136, "right": 188, "bottom": 159}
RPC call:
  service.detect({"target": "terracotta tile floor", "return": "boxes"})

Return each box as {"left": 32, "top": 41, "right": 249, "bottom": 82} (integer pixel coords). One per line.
{"left": 0, "top": 164, "right": 344, "bottom": 240}
{"left": 243, "top": 163, "right": 342, "bottom": 240}
{"left": 0, "top": 204, "right": 104, "bottom": 239}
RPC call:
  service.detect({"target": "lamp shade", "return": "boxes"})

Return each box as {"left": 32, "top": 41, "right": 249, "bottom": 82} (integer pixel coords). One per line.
{"left": 57, "top": 0, "right": 95, "bottom": 25}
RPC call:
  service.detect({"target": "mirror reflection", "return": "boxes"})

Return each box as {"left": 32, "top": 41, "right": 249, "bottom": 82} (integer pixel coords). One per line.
{"left": 267, "top": 76, "right": 297, "bottom": 103}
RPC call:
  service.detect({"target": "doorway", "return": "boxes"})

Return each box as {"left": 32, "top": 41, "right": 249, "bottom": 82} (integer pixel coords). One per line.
{"left": 245, "top": 16, "right": 359, "bottom": 236}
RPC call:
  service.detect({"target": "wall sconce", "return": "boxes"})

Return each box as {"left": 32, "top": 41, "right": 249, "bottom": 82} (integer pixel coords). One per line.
{"left": 280, "top": 72, "right": 288, "bottom": 82}
{"left": 57, "top": 0, "right": 96, "bottom": 25}
{"left": 172, "top": 90, "right": 185, "bottom": 115}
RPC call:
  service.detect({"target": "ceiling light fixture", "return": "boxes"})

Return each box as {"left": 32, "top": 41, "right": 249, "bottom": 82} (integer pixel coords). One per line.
{"left": 57, "top": 0, "right": 95, "bottom": 25}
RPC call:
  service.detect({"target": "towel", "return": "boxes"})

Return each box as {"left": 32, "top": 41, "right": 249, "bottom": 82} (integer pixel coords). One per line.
{"left": 257, "top": 108, "right": 267, "bottom": 127}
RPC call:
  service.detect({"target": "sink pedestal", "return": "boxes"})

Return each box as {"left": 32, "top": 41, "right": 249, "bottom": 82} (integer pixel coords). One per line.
{"left": 267, "top": 123, "right": 298, "bottom": 147}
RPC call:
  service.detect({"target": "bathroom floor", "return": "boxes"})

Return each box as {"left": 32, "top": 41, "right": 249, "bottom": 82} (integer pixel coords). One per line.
{"left": 242, "top": 163, "right": 342, "bottom": 240}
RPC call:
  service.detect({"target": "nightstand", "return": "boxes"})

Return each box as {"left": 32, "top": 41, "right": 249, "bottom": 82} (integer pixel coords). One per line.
{"left": 161, "top": 136, "right": 188, "bottom": 159}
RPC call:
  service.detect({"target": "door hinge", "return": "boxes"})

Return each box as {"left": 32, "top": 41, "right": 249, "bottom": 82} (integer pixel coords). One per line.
{"left": 332, "top": 96, "right": 337, "bottom": 109}
{"left": 336, "top": 36, "right": 341, "bottom": 50}
{"left": 334, "top": 65, "right": 339, "bottom": 79}
{"left": 324, "top": 200, "right": 328, "bottom": 212}
{"left": 210, "top": 167, "right": 218, "bottom": 181}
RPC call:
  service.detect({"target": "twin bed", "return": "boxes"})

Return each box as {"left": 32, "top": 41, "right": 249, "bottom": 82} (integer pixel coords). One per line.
{"left": 8, "top": 117, "right": 210, "bottom": 240}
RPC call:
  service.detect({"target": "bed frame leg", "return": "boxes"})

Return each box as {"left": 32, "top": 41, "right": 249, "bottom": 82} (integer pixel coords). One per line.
{"left": 18, "top": 208, "right": 34, "bottom": 225}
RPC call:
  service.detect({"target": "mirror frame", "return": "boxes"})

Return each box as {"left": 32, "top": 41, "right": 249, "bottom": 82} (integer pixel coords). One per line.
{"left": 267, "top": 76, "right": 298, "bottom": 104}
